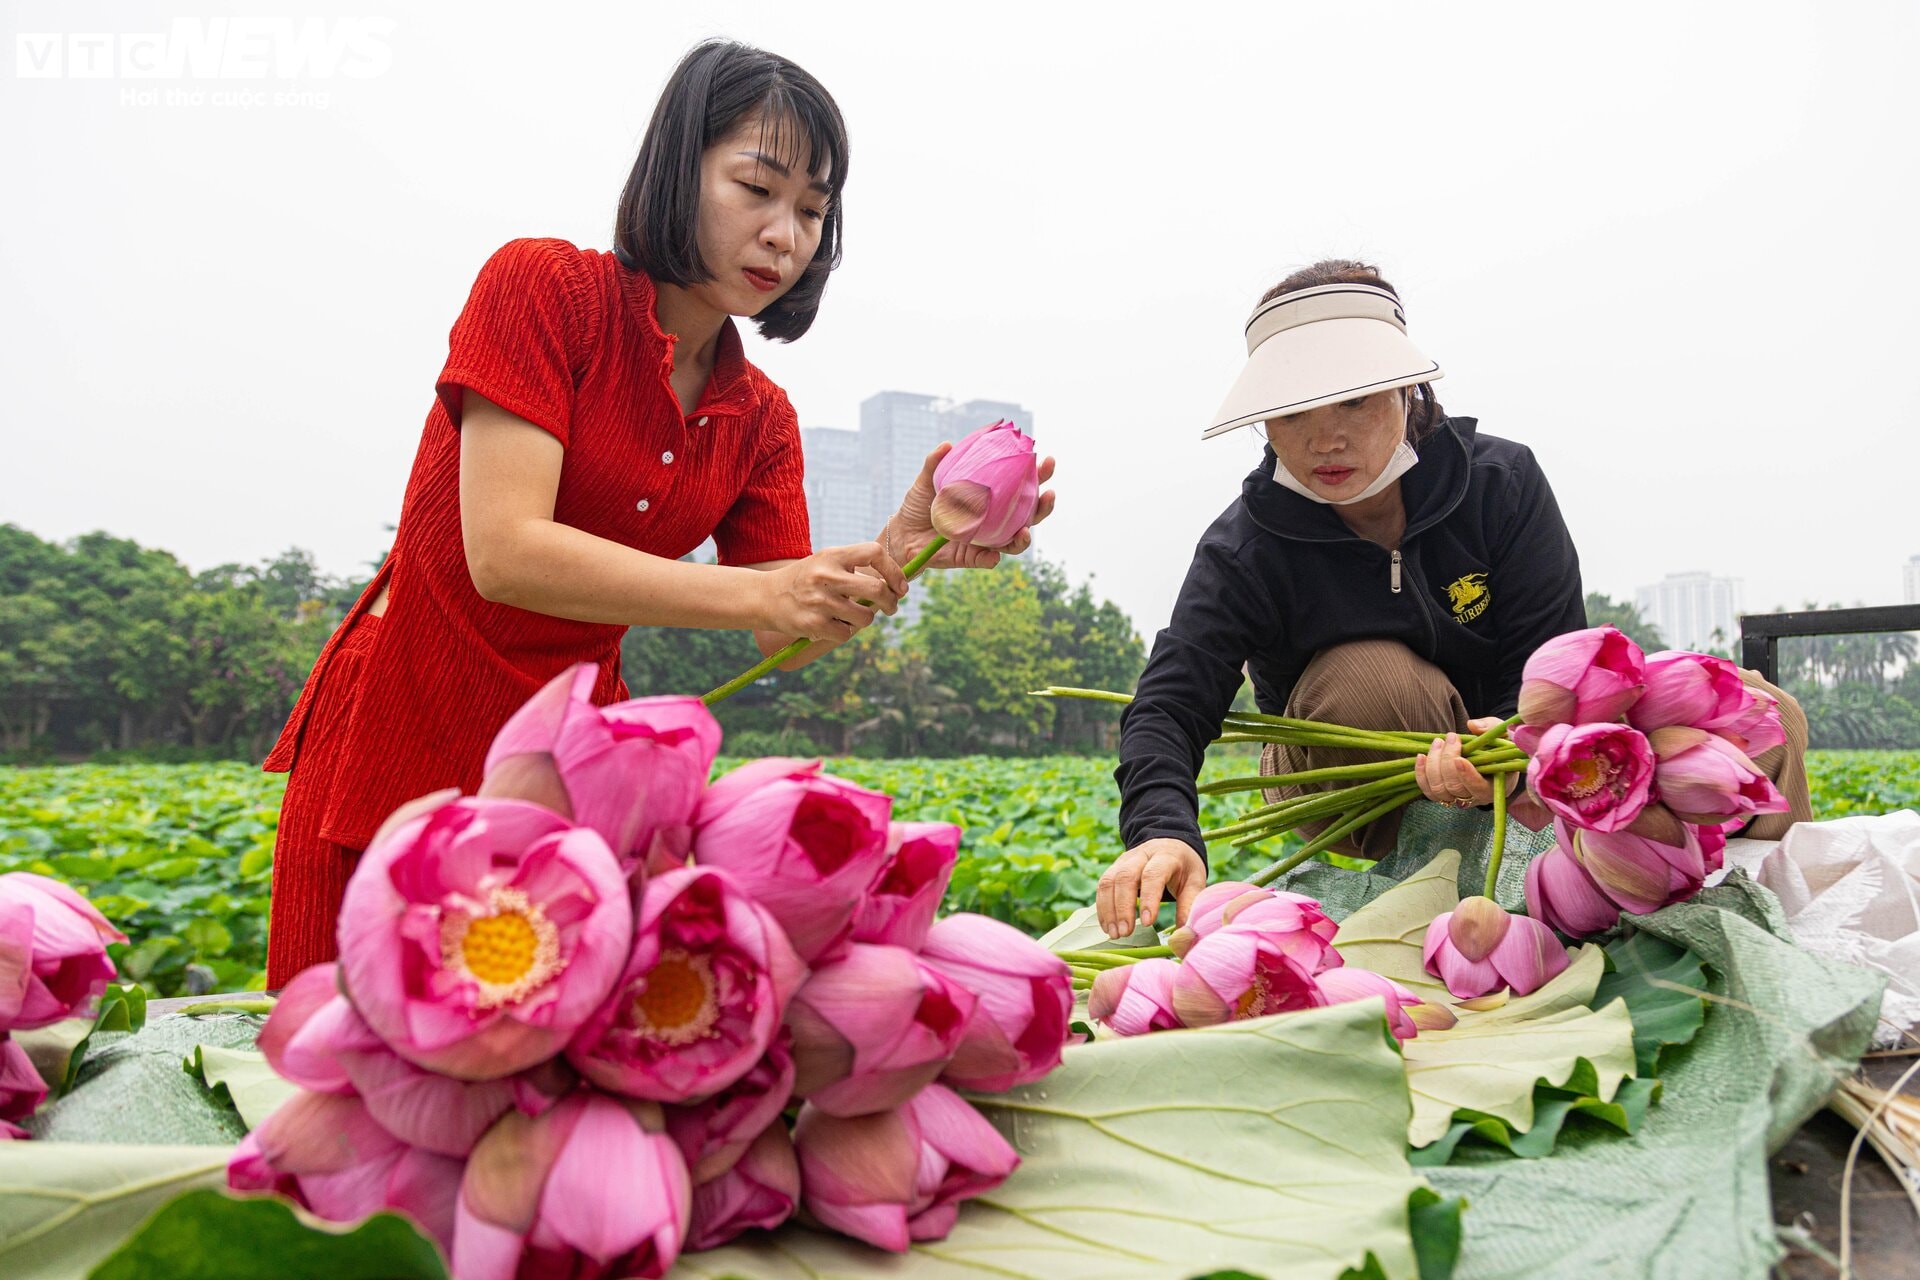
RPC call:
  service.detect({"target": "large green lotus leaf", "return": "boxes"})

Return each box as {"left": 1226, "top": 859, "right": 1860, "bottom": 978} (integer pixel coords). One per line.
{"left": 1400, "top": 947, "right": 1636, "bottom": 1149}
{"left": 0, "top": 1144, "right": 228, "bottom": 1280}
{"left": 674, "top": 1001, "right": 1438, "bottom": 1280}
{"left": 89, "top": 1188, "right": 450, "bottom": 1280}
{"left": 1329, "top": 851, "right": 1461, "bottom": 1000}
{"left": 188, "top": 1045, "right": 297, "bottom": 1131}
{"left": 1593, "top": 930, "right": 1707, "bottom": 1075}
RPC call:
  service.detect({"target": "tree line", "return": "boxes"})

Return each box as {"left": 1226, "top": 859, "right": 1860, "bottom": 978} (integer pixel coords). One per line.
{"left": 0, "top": 524, "right": 1143, "bottom": 762}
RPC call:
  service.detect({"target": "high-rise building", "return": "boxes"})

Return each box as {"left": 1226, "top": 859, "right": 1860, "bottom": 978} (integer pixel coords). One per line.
{"left": 799, "top": 426, "right": 873, "bottom": 551}
{"left": 1635, "top": 572, "right": 1744, "bottom": 652}
{"left": 1905, "top": 554, "right": 1920, "bottom": 605}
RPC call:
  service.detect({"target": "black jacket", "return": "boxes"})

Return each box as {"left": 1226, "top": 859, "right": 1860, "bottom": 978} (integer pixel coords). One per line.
{"left": 1115, "top": 417, "right": 1585, "bottom": 862}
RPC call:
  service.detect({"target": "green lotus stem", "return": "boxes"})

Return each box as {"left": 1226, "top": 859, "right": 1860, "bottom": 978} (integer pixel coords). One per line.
{"left": 1067, "top": 965, "right": 1104, "bottom": 986}
{"left": 174, "top": 997, "right": 277, "bottom": 1017}
{"left": 1197, "top": 745, "right": 1523, "bottom": 796}
{"left": 1247, "top": 790, "right": 1412, "bottom": 885}
{"left": 1053, "top": 949, "right": 1135, "bottom": 969}
{"left": 1463, "top": 712, "right": 1523, "bottom": 754}
{"left": 702, "top": 537, "right": 947, "bottom": 705}
{"left": 1484, "top": 770, "right": 1510, "bottom": 900}
{"left": 1036, "top": 687, "right": 1455, "bottom": 748}
{"left": 1203, "top": 773, "right": 1419, "bottom": 841}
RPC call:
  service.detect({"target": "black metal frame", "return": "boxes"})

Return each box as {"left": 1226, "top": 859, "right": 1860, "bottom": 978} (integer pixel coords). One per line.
{"left": 1739, "top": 605, "right": 1920, "bottom": 684}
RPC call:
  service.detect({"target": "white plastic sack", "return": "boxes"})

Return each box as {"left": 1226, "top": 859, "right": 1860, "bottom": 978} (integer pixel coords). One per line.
{"left": 1720, "top": 810, "right": 1920, "bottom": 1047}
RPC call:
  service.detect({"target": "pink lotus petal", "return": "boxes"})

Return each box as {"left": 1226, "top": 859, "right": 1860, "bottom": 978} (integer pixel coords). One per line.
{"left": 1314, "top": 969, "right": 1422, "bottom": 1041}
{"left": 1516, "top": 626, "right": 1646, "bottom": 727}
{"left": 1524, "top": 846, "right": 1623, "bottom": 939}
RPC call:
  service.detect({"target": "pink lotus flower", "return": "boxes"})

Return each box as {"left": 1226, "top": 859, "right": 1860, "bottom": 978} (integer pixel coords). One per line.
{"left": 454, "top": 1091, "right": 689, "bottom": 1280}
{"left": 1523, "top": 848, "right": 1624, "bottom": 939}
{"left": 1171, "top": 928, "right": 1327, "bottom": 1027}
{"left": 228, "top": 1089, "right": 464, "bottom": 1253}
{"left": 1698, "top": 690, "right": 1786, "bottom": 758}
{"left": 691, "top": 759, "right": 892, "bottom": 964}
{"left": 917, "top": 913, "right": 1072, "bottom": 1092}
{"left": 1087, "top": 958, "right": 1184, "bottom": 1035}
{"left": 0, "top": 872, "right": 126, "bottom": 1030}
{"left": 685, "top": 1123, "right": 800, "bottom": 1250}
{"left": 785, "top": 943, "right": 975, "bottom": 1117}
{"left": 928, "top": 420, "right": 1041, "bottom": 547}
{"left": 1, "top": 1034, "right": 46, "bottom": 1126}
{"left": 569, "top": 867, "right": 804, "bottom": 1103}
{"left": 1421, "top": 896, "right": 1570, "bottom": 998}
{"left": 481, "top": 666, "right": 722, "bottom": 871}
{"left": 1516, "top": 626, "right": 1647, "bottom": 727}
{"left": 792, "top": 1084, "right": 1019, "bottom": 1251}
{"left": 256, "top": 964, "right": 566, "bottom": 1157}
{"left": 851, "top": 823, "right": 961, "bottom": 952}
{"left": 1523, "top": 722, "right": 1655, "bottom": 833}
{"left": 1698, "top": 823, "right": 1729, "bottom": 876}
{"left": 1645, "top": 727, "right": 1790, "bottom": 825}
{"left": 1313, "top": 968, "right": 1423, "bottom": 1042}
{"left": 337, "top": 796, "right": 632, "bottom": 1082}
{"left": 1550, "top": 818, "right": 1709, "bottom": 917}
{"left": 1165, "top": 882, "right": 1338, "bottom": 970}
{"left": 1628, "top": 651, "right": 1752, "bottom": 733}
{"left": 665, "top": 1034, "right": 795, "bottom": 1183}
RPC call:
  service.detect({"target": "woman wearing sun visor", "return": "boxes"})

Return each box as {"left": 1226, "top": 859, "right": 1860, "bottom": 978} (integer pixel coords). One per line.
{"left": 1093, "top": 259, "right": 1812, "bottom": 939}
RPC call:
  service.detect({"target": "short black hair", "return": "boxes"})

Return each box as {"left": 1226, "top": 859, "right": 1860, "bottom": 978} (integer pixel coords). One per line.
{"left": 614, "top": 40, "right": 848, "bottom": 343}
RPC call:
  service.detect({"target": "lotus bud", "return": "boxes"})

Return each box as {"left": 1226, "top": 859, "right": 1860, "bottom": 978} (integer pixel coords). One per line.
{"left": 1421, "top": 897, "right": 1570, "bottom": 999}
{"left": 1516, "top": 626, "right": 1647, "bottom": 727}
{"left": 1313, "top": 968, "right": 1423, "bottom": 1041}
{"left": 1087, "top": 958, "right": 1184, "bottom": 1036}
{"left": 0, "top": 872, "right": 127, "bottom": 1029}
{"left": 1645, "top": 727, "right": 1790, "bottom": 825}
{"left": 927, "top": 420, "right": 1040, "bottom": 547}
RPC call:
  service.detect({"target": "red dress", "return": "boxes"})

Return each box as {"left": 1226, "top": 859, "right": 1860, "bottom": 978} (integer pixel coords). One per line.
{"left": 262, "top": 238, "right": 814, "bottom": 986}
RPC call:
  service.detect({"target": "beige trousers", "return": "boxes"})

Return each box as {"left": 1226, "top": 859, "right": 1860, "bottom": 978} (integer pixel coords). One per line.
{"left": 1258, "top": 640, "right": 1813, "bottom": 858}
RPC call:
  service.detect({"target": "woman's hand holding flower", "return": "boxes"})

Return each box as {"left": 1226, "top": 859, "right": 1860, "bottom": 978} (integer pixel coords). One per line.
{"left": 1413, "top": 721, "right": 1502, "bottom": 808}
{"left": 886, "top": 440, "right": 1057, "bottom": 570}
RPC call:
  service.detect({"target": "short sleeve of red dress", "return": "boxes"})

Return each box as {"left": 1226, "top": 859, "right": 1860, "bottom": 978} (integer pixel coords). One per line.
{"left": 434, "top": 238, "right": 602, "bottom": 446}
{"left": 713, "top": 389, "right": 814, "bottom": 565}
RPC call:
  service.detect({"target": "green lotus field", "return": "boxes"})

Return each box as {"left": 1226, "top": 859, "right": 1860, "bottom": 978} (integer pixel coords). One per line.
{"left": 0, "top": 752, "right": 1914, "bottom": 998}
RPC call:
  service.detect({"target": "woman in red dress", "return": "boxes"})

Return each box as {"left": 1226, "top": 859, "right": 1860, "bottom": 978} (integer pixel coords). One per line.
{"left": 262, "top": 41, "right": 1054, "bottom": 988}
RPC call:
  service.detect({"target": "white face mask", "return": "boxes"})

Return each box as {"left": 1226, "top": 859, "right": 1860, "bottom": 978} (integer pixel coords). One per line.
{"left": 1269, "top": 439, "right": 1420, "bottom": 506}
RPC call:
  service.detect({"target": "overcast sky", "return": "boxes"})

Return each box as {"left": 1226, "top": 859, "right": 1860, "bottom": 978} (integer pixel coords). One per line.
{"left": 5, "top": 0, "right": 1917, "bottom": 646}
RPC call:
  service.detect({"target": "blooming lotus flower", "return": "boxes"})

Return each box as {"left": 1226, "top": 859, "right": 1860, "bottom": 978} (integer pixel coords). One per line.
{"left": 569, "top": 867, "right": 804, "bottom": 1103}
{"left": 1523, "top": 722, "right": 1655, "bottom": 833}
{"left": 454, "top": 1091, "right": 689, "bottom": 1280}
{"left": 1421, "top": 896, "right": 1570, "bottom": 998}
{"left": 1165, "top": 882, "right": 1338, "bottom": 971}
{"left": 792, "top": 1084, "right": 1019, "bottom": 1251}
{"left": 691, "top": 758, "right": 892, "bottom": 964}
{"left": 785, "top": 943, "right": 976, "bottom": 1117}
{"left": 1171, "top": 928, "right": 1327, "bottom": 1027}
{"left": 928, "top": 419, "right": 1041, "bottom": 547}
{"left": 851, "top": 823, "right": 961, "bottom": 952}
{"left": 685, "top": 1123, "right": 800, "bottom": 1250}
{"left": 917, "top": 913, "right": 1072, "bottom": 1092}
{"left": 337, "top": 796, "right": 632, "bottom": 1081}
{"left": 665, "top": 1034, "right": 795, "bottom": 1183}
{"left": 1087, "top": 958, "right": 1185, "bottom": 1036}
{"left": 1645, "top": 727, "right": 1790, "bottom": 825}
{"left": 1549, "top": 818, "right": 1708, "bottom": 918}
{"left": 1, "top": 1034, "right": 46, "bottom": 1126}
{"left": 0, "top": 872, "right": 126, "bottom": 1030}
{"left": 1314, "top": 968, "right": 1423, "bottom": 1041}
{"left": 228, "top": 1089, "right": 464, "bottom": 1252}
{"left": 481, "top": 666, "right": 722, "bottom": 871}
{"left": 1517, "top": 626, "right": 1647, "bottom": 727}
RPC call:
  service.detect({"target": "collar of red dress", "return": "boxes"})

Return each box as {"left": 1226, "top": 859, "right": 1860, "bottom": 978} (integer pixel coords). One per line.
{"left": 617, "top": 265, "right": 764, "bottom": 421}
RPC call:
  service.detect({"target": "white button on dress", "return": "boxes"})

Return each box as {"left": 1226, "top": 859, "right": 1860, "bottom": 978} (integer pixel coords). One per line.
{"left": 636, "top": 499, "right": 650, "bottom": 512}
{"left": 696, "top": 416, "right": 709, "bottom": 427}
{"left": 662, "top": 451, "right": 675, "bottom": 464}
